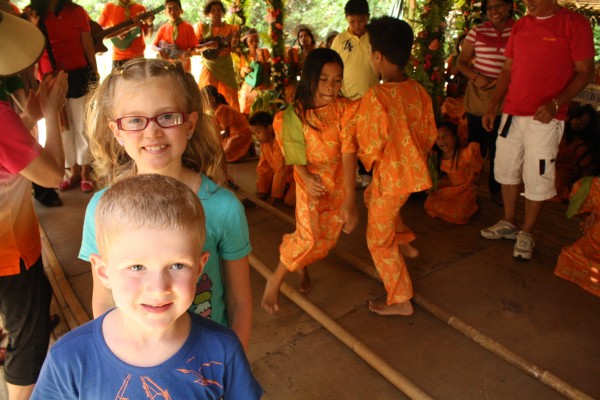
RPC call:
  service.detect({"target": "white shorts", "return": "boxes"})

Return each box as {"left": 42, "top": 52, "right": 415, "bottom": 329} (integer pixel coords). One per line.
{"left": 494, "top": 114, "right": 564, "bottom": 201}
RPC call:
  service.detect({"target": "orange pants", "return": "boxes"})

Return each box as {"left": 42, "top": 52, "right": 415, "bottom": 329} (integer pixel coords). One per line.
{"left": 364, "top": 185, "right": 414, "bottom": 304}
{"left": 280, "top": 186, "right": 343, "bottom": 271}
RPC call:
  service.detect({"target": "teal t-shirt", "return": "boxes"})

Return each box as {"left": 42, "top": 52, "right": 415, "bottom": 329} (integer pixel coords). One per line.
{"left": 79, "top": 174, "right": 251, "bottom": 327}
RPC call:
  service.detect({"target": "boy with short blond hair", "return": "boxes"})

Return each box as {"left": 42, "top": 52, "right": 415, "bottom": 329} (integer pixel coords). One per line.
{"left": 32, "top": 174, "right": 262, "bottom": 399}
{"left": 249, "top": 111, "right": 296, "bottom": 207}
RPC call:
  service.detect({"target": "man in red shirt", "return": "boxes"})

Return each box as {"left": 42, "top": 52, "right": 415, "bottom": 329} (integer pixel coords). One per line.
{"left": 98, "top": 0, "right": 154, "bottom": 68}
{"left": 481, "top": 0, "right": 594, "bottom": 260}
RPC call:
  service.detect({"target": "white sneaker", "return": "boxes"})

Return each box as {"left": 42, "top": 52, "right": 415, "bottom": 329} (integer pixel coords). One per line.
{"left": 480, "top": 220, "right": 518, "bottom": 240}
{"left": 513, "top": 231, "right": 535, "bottom": 260}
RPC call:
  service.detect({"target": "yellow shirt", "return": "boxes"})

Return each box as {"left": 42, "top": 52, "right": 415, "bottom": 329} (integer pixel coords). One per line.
{"left": 330, "top": 30, "right": 378, "bottom": 100}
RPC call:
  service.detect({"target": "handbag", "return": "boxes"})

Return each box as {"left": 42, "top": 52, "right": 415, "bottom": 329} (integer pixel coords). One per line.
{"left": 463, "top": 80, "right": 502, "bottom": 117}
{"left": 244, "top": 61, "right": 263, "bottom": 88}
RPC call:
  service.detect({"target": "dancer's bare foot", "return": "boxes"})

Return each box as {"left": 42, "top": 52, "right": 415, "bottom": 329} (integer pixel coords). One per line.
{"left": 399, "top": 243, "right": 419, "bottom": 258}
{"left": 297, "top": 268, "right": 311, "bottom": 293}
{"left": 368, "top": 299, "right": 414, "bottom": 316}
{"left": 261, "top": 277, "right": 281, "bottom": 314}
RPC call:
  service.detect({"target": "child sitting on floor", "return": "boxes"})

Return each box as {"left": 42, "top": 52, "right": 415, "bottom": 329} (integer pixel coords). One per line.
{"left": 201, "top": 84, "right": 253, "bottom": 162}
{"left": 344, "top": 17, "right": 437, "bottom": 316}
{"left": 32, "top": 174, "right": 262, "bottom": 398}
{"left": 249, "top": 111, "right": 296, "bottom": 207}
{"left": 425, "top": 121, "right": 483, "bottom": 224}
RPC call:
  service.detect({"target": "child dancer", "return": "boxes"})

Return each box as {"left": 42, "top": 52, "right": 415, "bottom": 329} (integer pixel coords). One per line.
{"left": 425, "top": 122, "right": 483, "bottom": 224}
{"left": 249, "top": 111, "right": 296, "bottom": 206}
{"left": 33, "top": 175, "right": 262, "bottom": 398}
{"left": 237, "top": 28, "right": 271, "bottom": 115}
{"left": 345, "top": 17, "right": 437, "bottom": 316}
{"left": 554, "top": 156, "right": 600, "bottom": 297}
{"left": 79, "top": 59, "right": 253, "bottom": 350}
{"left": 261, "top": 48, "right": 359, "bottom": 314}
{"left": 201, "top": 84, "right": 253, "bottom": 162}
{"left": 151, "top": 0, "right": 199, "bottom": 73}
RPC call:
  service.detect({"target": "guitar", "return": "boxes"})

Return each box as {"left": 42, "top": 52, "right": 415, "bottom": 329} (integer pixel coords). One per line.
{"left": 199, "top": 34, "right": 234, "bottom": 60}
{"left": 90, "top": 5, "right": 165, "bottom": 53}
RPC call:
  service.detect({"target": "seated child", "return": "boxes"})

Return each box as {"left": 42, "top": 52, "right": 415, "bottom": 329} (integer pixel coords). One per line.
{"left": 552, "top": 104, "right": 598, "bottom": 202}
{"left": 32, "top": 175, "right": 262, "bottom": 399}
{"left": 554, "top": 165, "right": 600, "bottom": 298}
{"left": 425, "top": 122, "right": 483, "bottom": 225}
{"left": 249, "top": 111, "right": 296, "bottom": 207}
{"left": 201, "top": 85, "right": 254, "bottom": 162}
{"left": 151, "top": 0, "right": 199, "bottom": 72}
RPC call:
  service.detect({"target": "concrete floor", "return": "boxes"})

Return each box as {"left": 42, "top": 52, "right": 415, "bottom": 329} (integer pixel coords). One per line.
{"left": 4, "top": 158, "right": 599, "bottom": 399}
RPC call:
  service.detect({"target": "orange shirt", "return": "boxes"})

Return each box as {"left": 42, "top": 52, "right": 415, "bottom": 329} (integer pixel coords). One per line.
{"left": 194, "top": 22, "right": 239, "bottom": 58}
{"left": 153, "top": 21, "right": 198, "bottom": 71}
{"left": 345, "top": 80, "right": 437, "bottom": 196}
{"left": 257, "top": 141, "right": 293, "bottom": 198}
{"left": 98, "top": 2, "right": 148, "bottom": 61}
{"left": 215, "top": 104, "right": 252, "bottom": 162}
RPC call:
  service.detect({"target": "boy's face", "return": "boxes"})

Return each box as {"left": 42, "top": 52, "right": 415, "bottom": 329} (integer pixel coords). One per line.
{"left": 165, "top": 2, "right": 183, "bottom": 21}
{"left": 346, "top": 14, "right": 369, "bottom": 37}
{"left": 251, "top": 125, "right": 273, "bottom": 144}
{"left": 92, "top": 227, "right": 208, "bottom": 333}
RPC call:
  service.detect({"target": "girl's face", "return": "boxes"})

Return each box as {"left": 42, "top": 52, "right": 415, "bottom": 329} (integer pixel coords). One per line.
{"left": 314, "top": 62, "right": 343, "bottom": 107}
{"left": 298, "top": 30, "right": 313, "bottom": 48}
{"left": 436, "top": 126, "right": 457, "bottom": 156}
{"left": 570, "top": 112, "right": 591, "bottom": 131}
{"left": 208, "top": 4, "right": 223, "bottom": 23}
{"left": 247, "top": 36, "right": 259, "bottom": 50}
{"left": 486, "top": 0, "right": 511, "bottom": 26}
{"left": 109, "top": 80, "right": 198, "bottom": 176}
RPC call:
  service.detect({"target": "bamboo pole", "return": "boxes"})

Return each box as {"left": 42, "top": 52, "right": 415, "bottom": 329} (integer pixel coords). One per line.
{"left": 249, "top": 254, "right": 434, "bottom": 400}
{"left": 233, "top": 185, "right": 595, "bottom": 400}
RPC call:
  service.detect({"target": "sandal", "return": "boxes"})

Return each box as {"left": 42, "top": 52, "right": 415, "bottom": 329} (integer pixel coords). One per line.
{"left": 0, "top": 347, "right": 5, "bottom": 366}
{"left": 80, "top": 180, "right": 95, "bottom": 193}
{"left": 58, "top": 177, "right": 80, "bottom": 191}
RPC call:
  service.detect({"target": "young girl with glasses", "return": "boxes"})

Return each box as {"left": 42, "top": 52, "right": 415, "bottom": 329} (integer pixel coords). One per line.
{"left": 79, "top": 58, "right": 253, "bottom": 351}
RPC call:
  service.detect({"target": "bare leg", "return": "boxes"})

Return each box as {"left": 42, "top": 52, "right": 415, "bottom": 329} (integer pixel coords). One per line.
{"left": 7, "top": 383, "right": 34, "bottom": 400}
{"left": 297, "top": 267, "right": 311, "bottom": 293}
{"left": 69, "top": 164, "right": 82, "bottom": 181}
{"left": 261, "top": 261, "right": 289, "bottom": 314}
{"left": 502, "top": 184, "right": 520, "bottom": 226}
{"left": 368, "top": 299, "right": 414, "bottom": 316}
{"left": 522, "top": 198, "right": 543, "bottom": 234}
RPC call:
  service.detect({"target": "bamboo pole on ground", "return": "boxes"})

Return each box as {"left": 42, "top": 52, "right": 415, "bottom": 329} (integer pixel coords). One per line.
{"left": 249, "top": 254, "right": 434, "bottom": 400}
{"left": 233, "top": 185, "right": 595, "bottom": 400}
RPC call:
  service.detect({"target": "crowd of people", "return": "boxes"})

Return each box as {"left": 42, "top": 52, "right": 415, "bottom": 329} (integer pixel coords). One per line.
{"left": 0, "top": 0, "right": 599, "bottom": 397}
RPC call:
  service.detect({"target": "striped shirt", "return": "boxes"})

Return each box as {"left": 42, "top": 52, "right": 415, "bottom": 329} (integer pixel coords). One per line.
{"left": 465, "top": 19, "right": 515, "bottom": 78}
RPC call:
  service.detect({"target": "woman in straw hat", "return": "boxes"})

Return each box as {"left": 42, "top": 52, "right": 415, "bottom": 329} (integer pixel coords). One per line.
{"left": 0, "top": 10, "right": 68, "bottom": 399}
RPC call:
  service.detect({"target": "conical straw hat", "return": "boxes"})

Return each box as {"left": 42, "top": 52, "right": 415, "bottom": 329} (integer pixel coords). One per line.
{"left": 0, "top": 10, "right": 45, "bottom": 77}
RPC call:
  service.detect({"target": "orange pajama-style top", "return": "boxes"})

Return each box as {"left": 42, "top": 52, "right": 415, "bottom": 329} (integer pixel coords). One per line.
{"left": 256, "top": 140, "right": 294, "bottom": 200}
{"left": 238, "top": 48, "right": 270, "bottom": 114}
{"left": 344, "top": 80, "right": 437, "bottom": 305}
{"left": 215, "top": 104, "right": 253, "bottom": 162}
{"left": 153, "top": 21, "right": 198, "bottom": 72}
{"left": 274, "top": 98, "right": 358, "bottom": 271}
{"left": 554, "top": 177, "right": 600, "bottom": 297}
{"left": 425, "top": 142, "right": 484, "bottom": 225}
{"left": 98, "top": 2, "right": 148, "bottom": 61}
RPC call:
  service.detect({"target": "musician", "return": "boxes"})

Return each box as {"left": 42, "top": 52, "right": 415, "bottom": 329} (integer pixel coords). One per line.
{"left": 195, "top": 0, "right": 240, "bottom": 111}
{"left": 151, "top": 0, "right": 198, "bottom": 72}
{"left": 98, "top": 0, "right": 154, "bottom": 69}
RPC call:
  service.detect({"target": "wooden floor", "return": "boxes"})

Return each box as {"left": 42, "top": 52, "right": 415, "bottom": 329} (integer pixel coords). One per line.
{"left": 3, "top": 158, "right": 599, "bottom": 399}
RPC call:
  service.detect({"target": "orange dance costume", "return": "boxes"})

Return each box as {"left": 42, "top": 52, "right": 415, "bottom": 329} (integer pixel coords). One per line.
{"left": 195, "top": 22, "right": 240, "bottom": 111}
{"left": 214, "top": 104, "right": 253, "bottom": 162}
{"left": 238, "top": 48, "right": 270, "bottom": 114}
{"left": 274, "top": 99, "right": 358, "bottom": 271}
{"left": 256, "top": 141, "right": 295, "bottom": 206}
{"left": 346, "top": 81, "right": 437, "bottom": 305}
{"left": 425, "top": 142, "right": 483, "bottom": 224}
{"left": 554, "top": 177, "right": 600, "bottom": 297}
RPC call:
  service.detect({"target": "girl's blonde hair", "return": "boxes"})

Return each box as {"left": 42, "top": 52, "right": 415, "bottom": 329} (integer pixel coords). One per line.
{"left": 86, "top": 58, "right": 227, "bottom": 188}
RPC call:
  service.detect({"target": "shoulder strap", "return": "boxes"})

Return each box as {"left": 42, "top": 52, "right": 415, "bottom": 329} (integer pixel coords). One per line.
{"left": 566, "top": 176, "right": 593, "bottom": 219}
{"left": 37, "top": 18, "right": 57, "bottom": 70}
{"left": 282, "top": 106, "right": 307, "bottom": 165}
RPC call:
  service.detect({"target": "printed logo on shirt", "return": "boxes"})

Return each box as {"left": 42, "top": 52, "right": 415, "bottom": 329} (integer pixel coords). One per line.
{"left": 542, "top": 37, "right": 557, "bottom": 42}
{"left": 343, "top": 40, "right": 354, "bottom": 52}
{"left": 190, "top": 273, "right": 213, "bottom": 318}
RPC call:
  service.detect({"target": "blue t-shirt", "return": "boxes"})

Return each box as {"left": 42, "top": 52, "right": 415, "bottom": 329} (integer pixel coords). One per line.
{"left": 31, "top": 311, "right": 262, "bottom": 399}
{"left": 79, "top": 174, "right": 251, "bottom": 327}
